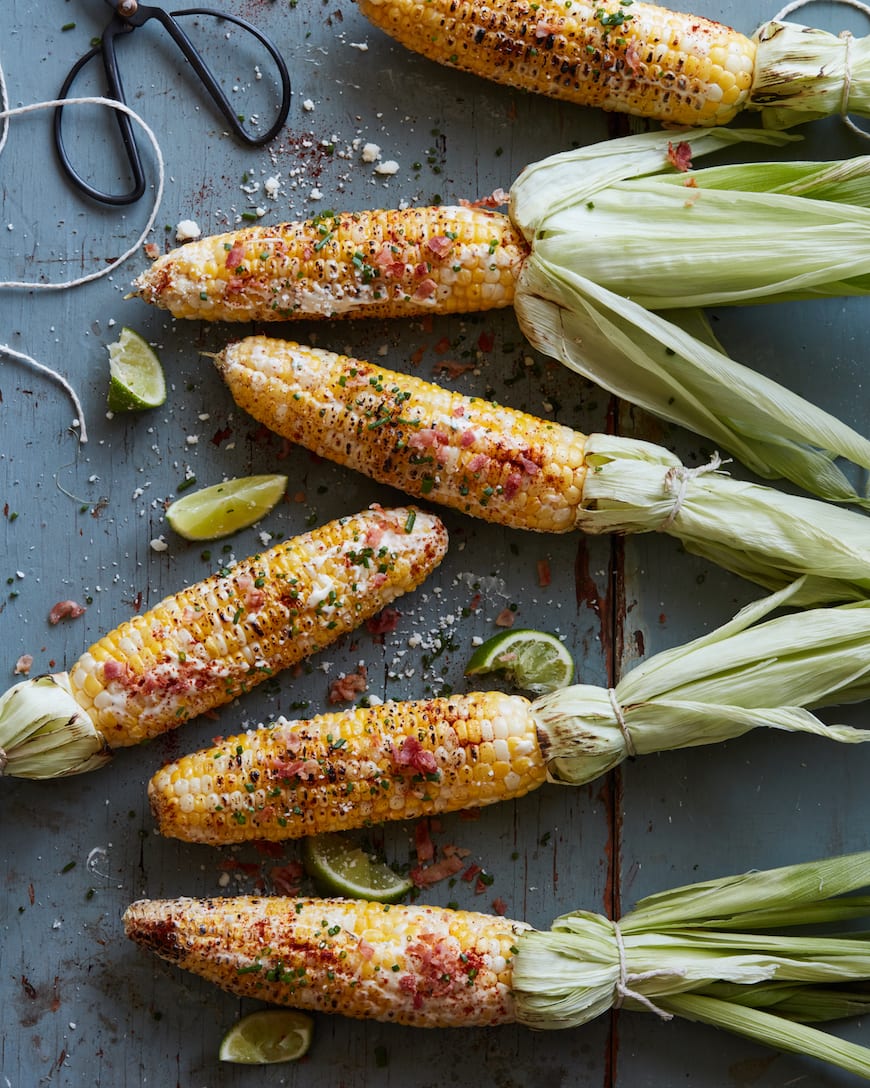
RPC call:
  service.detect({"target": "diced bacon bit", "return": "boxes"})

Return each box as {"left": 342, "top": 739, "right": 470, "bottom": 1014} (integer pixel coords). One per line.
{"left": 462, "top": 863, "right": 482, "bottom": 884}
{"left": 211, "top": 425, "right": 233, "bottom": 446}
{"left": 373, "top": 243, "right": 400, "bottom": 269}
{"left": 503, "top": 472, "right": 524, "bottom": 500}
{"left": 433, "top": 336, "right": 452, "bottom": 354}
{"left": 535, "top": 19, "right": 560, "bottom": 37}
{"left": 366, "top": 607, "right": 401, "bottom": 638}
{"left": 459, "top": 429, "right": 478, "bottom": 450}
{"left": 225, "top": 240, "right": 246, "bottom": 270}
{"left": 458, "top": 808, "right": 482, "bottom": 821}
{"left": 518, "top": 455, "right": 541, "bottom": 476}
{"left": 236, "top": 573, "right": 265, "bottom": 612}
{"left": 410, "top": 345, "right": 426, "bottom": 367}
{"left": 474, "top": 876, "right": 489, "bottom": 895}
{"left": 143, "top": 242, "right": 160, "bottom": 260}
{"left": 477, "top": 330, "right": 494, "bottom": 353}
{"left": 370, "top": 572, "right": 388, "bottom": 590}
{"left": 269, "top": 756, "right": 321, "bottom": 781}
{"left": 410, "top": 851, "right": 465, "bottom": 888}
{"left": 415, "top": 818, "right": 435, "bottom": 863}
{"left": 625, "top": 40, "right": 642, "bottom": 74}
{"left": 451, "top": 405, "right": 466, "bottom": 418}
{"left": 492, "top": 897, "right": 508, "bottom": 916}
{"left": 495, "top": 608, "right": 516, "bottom": 628}
{"left": 469, "top": 592, "right": 482, "bottom": 611}
{"left": 408, "top": 427, "right": 448, "bottom": 450}
{"left": 667, "top": 140, "right": 693, "bottom": 173}
{"left": 426, "top": 235, "right": 454, "bottom": 259}
{"left": 270, "top": 860, "right": 304, "bottom": 896}
{"left": 273, "top": 725, "right": 303, "bottom": 754}
{"left": 467, "top": 453, "right": 489, "bottom": 473}
{"left": 413, "top": 278, "right": 438, "bottom": 301}
{"left": 364, "top": 522, "right": 385, "bottom": 548}
{"left": 220, "top": 858, "right": 261, "bottom": 876}
{"left": 391, "top": 735, "right": 438, "bottom": 776}
{"left": 537, "top": 559, "right": 552, "bottom": 588}
{"left": 461, "top": 188, "right": 510, "bottom": 209}
{"left": 48, "top": 600, "right": 86, "bottom": 625}
{"left": 358, "top": 938, "right": 376, "bottom": 961}
{"left": 14, "top": 654, "right": 33, "bottom": 676}
{"left": 252, "top": 840, "right": 284, "bottom": 858}
{"left": 328, "top": 665, "right": 368, "bottom": 704}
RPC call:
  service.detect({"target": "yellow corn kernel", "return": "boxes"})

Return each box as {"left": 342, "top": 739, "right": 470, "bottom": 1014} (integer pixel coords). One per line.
{"left": 358, "top": 0, "right": 756, "bottom": 126}
{"left": 214, "top": 337, "right": 589, "bottom": 534}
{"left": 148, "top": 691, "right": 546, "bottom": 844}
{"left": 131, "top": 206, "right": 529, "bottom": 322}
{"left": 124, "top": 895, "right": 528, "bottom": 1027}
{"left": 68, "top": 506, "right": 447, "bottom": 747}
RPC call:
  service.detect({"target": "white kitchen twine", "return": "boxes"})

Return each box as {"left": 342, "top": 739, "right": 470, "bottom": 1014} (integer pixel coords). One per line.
{"left": 607, "top": 687, "right": 636, "bottom": 758}
{"left": 770, "top": 0, "right": 870, "bottom": 139}
{"left": 659, "top": 453, "right": 724, "bottom": 531}
{"left": 0, "top": 58, "right": 166, "bottom": 444}
{"left": 612, "top": 922, "right": 684, "bottom": 1020}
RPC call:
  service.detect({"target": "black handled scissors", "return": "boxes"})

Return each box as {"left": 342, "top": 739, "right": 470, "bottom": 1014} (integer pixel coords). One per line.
{"left": 54, "top": 0, "right": 291, "bottom": 206}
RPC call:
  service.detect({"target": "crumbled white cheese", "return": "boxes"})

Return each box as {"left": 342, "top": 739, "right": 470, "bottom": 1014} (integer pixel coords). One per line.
{"left": 175, "top": 219, "right": 201, "bottom": 243}
{"left": 309, "top": 187, "right": 323, "bottom": 201}
{"left": 361, "top": 142, "right": 381, "bottom": 163}
{"left": 264, "top": 175, "right": 281, "bottom": 199}
{"left": 302, "top": 98, "right": 315, "bottom": 111}
{"left": 375, "top": 160, "right": 399, "bottom": 175}
{"left": 150, "top": 536, "right": 169, "bottom": 552}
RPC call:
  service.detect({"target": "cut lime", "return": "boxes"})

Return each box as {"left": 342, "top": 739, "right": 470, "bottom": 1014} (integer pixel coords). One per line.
{"left": 303, "top": 833, "right": 413, "bottom": 903}
{"left": 106, "top": 327, "right": 166, "bottom": 411}
{"left": 165, "top": 474, "right": 287, "bottom": 541}
{"left": 219, "top": 1009, "right": 313, "bottom": 1065}
{"left": 464, "top": 628, "right": 574, "bottom": 694}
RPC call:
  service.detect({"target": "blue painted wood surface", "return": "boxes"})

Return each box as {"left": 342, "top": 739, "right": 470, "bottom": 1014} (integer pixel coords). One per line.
{"left": 1, "top": 1, "right": 870, "bottom": 1084}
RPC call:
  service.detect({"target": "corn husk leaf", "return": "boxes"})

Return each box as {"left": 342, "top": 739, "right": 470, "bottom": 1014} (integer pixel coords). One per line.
{"left": 575, "top": 433, "right": 870, "bottom": 604}
{"left": 509, "top": 128, "right": 870, "bottom": 504}
{"left": 751, "top": 20, "right": 870, "bottom": 129}
{"left": 534, "top": 577, "right": 870, "bottom": 785}
{"left": 513, "top": 853, "right": 870, "bottom": 1079}
{"left": 0, "top": 674, "right": 111, "bottom": 779}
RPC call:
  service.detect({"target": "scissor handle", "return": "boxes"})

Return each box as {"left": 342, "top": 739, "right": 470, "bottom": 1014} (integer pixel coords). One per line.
{"left": 54, "top": 4, "right": 291, "bottom": 206}
{"left": 54, "top": 26, "right": 148, "bottom": 206}
{"left": 165, "top": 7, "right": 292, "bottom": 146}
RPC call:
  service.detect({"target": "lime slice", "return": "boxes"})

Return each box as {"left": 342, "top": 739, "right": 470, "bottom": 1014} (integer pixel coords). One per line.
{"left": 106, "top": 327, "right": 166, "bottom": 411}
{"left": 219, "top": 1009, "right": 313, "bottom": 1065}
{"left": 464, "top": 628, "right": 574, "bottom": 694}
{"left": 165, "top": 474, "right": 287, "bottom": 541}
{"left": 303, "top": 833, "right": 413, "bottom": 903}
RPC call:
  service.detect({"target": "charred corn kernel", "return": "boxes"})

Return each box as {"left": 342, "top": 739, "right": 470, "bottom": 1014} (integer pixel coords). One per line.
{"left": 124, "top": 895, "right": 527, "bottom": 1027}
{"left": 358, "top": 0, "right": 756, "bottom": 126}
{"left": 68, "top": 506, "right": 447, "bottom": 748}
{"left": 132, "top": 206, "right": 529, "bottom": 323}
{"left": 214, "top": 337, "right": 589, "bottom": 534}
{"left": 149, "top": 691, "right": 545, "bottom": 844}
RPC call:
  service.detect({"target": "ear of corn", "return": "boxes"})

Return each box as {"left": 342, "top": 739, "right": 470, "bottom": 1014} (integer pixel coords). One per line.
{"left": 214, "top": 337, "right": 589, "bottom": 534}
{"left": 148, "top": 690, "right": 544, "bottom": 844}
{"left": 123, "top": 895, "right": 526, "bottom": 1027}
{"left": 358, "top": 0, "right": 755, "bottom": 126}
{"left": 67, "top": 506, "right": 447, "bottom": 748}
{"left": 131, "top": 206, "right": 528, "bottom": 322}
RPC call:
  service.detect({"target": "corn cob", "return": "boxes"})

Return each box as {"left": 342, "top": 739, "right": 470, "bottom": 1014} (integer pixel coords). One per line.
{"left": 3, "top": 506, "right": 446, "bottom": 762}
{"left": 132, "top": 205, "right": 528, "bottom": 323}
{"left": 124, "top": 895, "right": 525, "bottom": 1027}
{"left": 359, "top": 0, "right": 755, "bottom": 126}
{"left": 149, "top": 690, "right": 547, "bottom": 843}
{"left": 214, "top": 337, "right": 587, "bottom": 533}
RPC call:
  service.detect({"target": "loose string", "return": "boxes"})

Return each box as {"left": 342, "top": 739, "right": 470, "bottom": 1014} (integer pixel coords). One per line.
{"left": 612, "top": 923, "right": 683, "bottom": 1020}
{"left": 769, "top": 0, "right": 870, "bottom": 139}
{"left": 659, "top": 453, "right": 723, "bottom": 531}
{"left": 607, "top": 687, "right": 636, "bottom": 758}
{"left": 0, "top": 59, "right": 165, "bottom": 443}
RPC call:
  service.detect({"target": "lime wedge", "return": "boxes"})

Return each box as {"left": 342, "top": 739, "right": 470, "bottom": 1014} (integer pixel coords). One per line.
{"left": 106, "top": 327, "right": 166, "bottom": 411}
{"left": 464, "top": 629, "right": 574, "bottom": 694}
{"left": 219, "top": 1009, "right": 313, "bottom": 1065}
{"left": 165, "top": 474, "right": 287, "bottom": 541}
{"left": 303, "top": 833, "right": 413, "bottom": 903}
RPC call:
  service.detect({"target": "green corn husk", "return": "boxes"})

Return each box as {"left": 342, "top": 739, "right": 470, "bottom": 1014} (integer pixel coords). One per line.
{"left": 513, "top": 852, "right": 870, "bottom": 1079}
{"left": 533, "top": 577, "right": 870, "bottom": 784}
{"left": 0, "top": 674, "right": 111, "bottom": 779}
{"left": 575, "top": 433, "right": 870, "bottom": 605}
{"left": 751, "top": 20, "right": 870, "bottom": 129}
{"left": 509, "top": 127, "right": 870, "bottom": 506}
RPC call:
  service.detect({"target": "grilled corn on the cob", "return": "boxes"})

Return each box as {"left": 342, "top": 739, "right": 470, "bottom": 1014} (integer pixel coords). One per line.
{"left": 215, "top": 337, "right": 587, "bottom": 533}
{"left": 2, "top": 506, "right": 447, "bottom": 766}
{"left": 125, "top": 895, "right": 525, "bottom": 1026}
{"left": 132, "top": 205, "right": 527, "bottom": 323}
{"left": 149, "top": 690, "right": 547, "bottom": 843}
{"left": 212, "top": 336, "right": 870, "bottom": 605}
{"left": 359, "top": 0, "right": 755, "bottom": 126}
